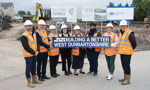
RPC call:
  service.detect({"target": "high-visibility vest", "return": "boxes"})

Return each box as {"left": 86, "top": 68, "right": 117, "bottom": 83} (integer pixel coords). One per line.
{"left": 36, "top": 29, "right": 49, "bottom": 53}
{"left": 22, "top": 30, "right": 37, "bottom": 58}
{"left": 118, "top": 28, "right": 133, "bottom": 55}
{"left": 72, "top": 33, "right": 83, "bottom": 56}
{"left": 59, "top": 33, "right": 72, "bottom": 37}
{"left": 48, "top": 33, "right": 59, "bottom": 56}
{"left": 87, "top": 32, "right": 102, "bottom": 52}
{"left": 104, "top": 32, "right": 117, "bottom": 55}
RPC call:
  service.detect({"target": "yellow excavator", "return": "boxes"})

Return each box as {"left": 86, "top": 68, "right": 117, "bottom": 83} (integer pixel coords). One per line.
{"left": 33, "top": 3, "right": 51, "bottom": 22}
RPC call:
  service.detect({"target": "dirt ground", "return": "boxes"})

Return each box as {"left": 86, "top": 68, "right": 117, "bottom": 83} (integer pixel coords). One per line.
{"left": 0, "top": 23, "right": 150, "bottom": 90}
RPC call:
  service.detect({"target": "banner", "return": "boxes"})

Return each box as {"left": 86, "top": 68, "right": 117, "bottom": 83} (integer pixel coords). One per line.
{"left": 51, "top": 6, "right": 77, "bottom": 22}
{"left": 52, "top": 37, "right": 110, "bottom": 48}
{"left": 82, "top": 7, "right": 106, "bottom": 21}
{"left": 106, "top": 6, "right": 134, "bottom": 21}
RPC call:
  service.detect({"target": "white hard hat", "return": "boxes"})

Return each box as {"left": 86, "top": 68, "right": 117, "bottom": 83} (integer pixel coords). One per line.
{"left": 49, "top": 25, "right": 56, "bottom": 30}
{"left": 24, "top": 20, "right": 33, "bottom": 26}
{"left": 120, "top": 20, "right": 127, "bottom": 26}
{"left": 61, "top": 24, "right": 68, "bottom": 30}
{"left": 38, "top": 20, "right": 46, "bottom": 25}
{"left": 106, "top": 23, "right": 113, "bottom": 28}
{"left": 73, "top": 25, "right": 80, "bottom": 30}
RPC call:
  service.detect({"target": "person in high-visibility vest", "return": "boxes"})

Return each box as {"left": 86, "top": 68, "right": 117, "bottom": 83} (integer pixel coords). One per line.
{"left": 72, "top": 25, "right": 85, "bottom": 76}
{"left": 59, "top": 24, "right": 72, "bottom": 76}
{"left": 103, "top": 23, "right": 118, "bottom": 80}
{"left": 36, "top": 20, "right": 50, "bottom": 81}
{"left": 20, "top": 20, "right": 42, "bottom": 88}
{"left": 48, "top": 25, "right": 60, "bottom": 78}
{"left": 86, "top": 23, "right": 102, "bottom": 76}
{"left": 118, "top": 20, "right": 137, "bottom": 85}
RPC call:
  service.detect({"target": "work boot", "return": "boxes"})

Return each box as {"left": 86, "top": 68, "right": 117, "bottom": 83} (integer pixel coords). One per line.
{"left": 119, "top": 74, "right": 126, "bottom": 82}
{"left": 121, "top": 74, "right": 130, "bottom": 85}
{"left": 27, "top": 78, "right": 35, "bottom": 88}
{"left": 32, "top": 75, "right": 42, "bottom": 84}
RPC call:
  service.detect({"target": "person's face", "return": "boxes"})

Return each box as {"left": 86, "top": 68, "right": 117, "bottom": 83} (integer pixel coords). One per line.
{"left": 120, "top": 25, "right": 127, "bottom": 31}
{"left": 62, "top": 28, "right": 67, "bottom": 34}
{"left": 90, "top": 25, "right": 96, "bottom": 29}
{"left": 24, "top": 25, "right": 33, "bottom": 31}
{"left": 74, "top": 30, "right": 80, "bottom": 35}
{"left": 50, "top": 29, "right": 56, "bottom": 34}
{"left": 38, "top": 25, "right": 45, "bottom": 30}
{"left": 106, "top": 27, "right": 112, "bottom": 33}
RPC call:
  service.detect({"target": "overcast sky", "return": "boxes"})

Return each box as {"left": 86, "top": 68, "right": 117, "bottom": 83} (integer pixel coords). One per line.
{"left": 0, "top": 0, "right": 133, "bottom": 18}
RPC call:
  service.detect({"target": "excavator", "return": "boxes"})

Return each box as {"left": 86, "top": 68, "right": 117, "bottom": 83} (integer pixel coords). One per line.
{"left": 33, "top": 3, "right": 51, "bottom": 22}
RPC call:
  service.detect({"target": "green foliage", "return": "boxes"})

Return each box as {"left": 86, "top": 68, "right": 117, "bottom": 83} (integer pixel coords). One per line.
{"left": 117, "top": 3, "right": 122, "bottom": 6}
{"left": 18, "top": 10, "right": 26, "bottom": 17}
{"left": 108, "top": 2, "right": 114, "bottom": 6}
{"left": 17, "top": 10, "right": 32, "bottom": 17}
{"left": 132, "top": 0, "right": 150, "bottom": 21}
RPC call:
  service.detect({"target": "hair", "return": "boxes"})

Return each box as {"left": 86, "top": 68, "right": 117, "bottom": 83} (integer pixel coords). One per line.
{"left": 61, "top": 28, "right": 69, "bottom": 34}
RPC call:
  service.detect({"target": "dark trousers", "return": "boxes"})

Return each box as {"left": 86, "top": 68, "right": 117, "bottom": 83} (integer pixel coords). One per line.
{"left": 72, "top": 55, "right": 84, "bottom": 69}
{"left": 49, "top": 55, "right": 59, "bottom": 76}
{"left": 87, "top": 50, "right": 100, "bottom": 73}
{"left": 120, "top": 54, "right": 132, "bottom": 75}
{"left": 37, "top": 52, "right": 48, "bottom": 78}
{"left": 61, "top": 53, "right": 71, "bottom": 72}
{"left": 105, "top": 55, "right": 116, "bottom": 74}
{"left": 25, "top": 56, "right": 37, "bottom": 78}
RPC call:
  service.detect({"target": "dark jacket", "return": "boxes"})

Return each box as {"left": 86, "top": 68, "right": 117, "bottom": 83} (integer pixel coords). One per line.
{"left": 59, "top": 33, "right": 72, "bottom": 55}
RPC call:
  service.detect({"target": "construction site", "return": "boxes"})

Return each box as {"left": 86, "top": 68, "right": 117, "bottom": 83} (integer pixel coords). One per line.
{"left": 0, "top": 0, "right": 150, "bottom": 90}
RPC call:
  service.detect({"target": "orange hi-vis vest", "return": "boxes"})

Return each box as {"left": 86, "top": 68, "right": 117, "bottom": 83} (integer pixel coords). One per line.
{"left": 72, "top": 33, "right": 83, "bottom": 56}
{"left": 36, "top": 29, "right": 49, "bottom": 53}
{"left": 118, "top": 28, "right": 133, "bottom": 55}
{"left": 48, "top": 33, "right": 59, "bottom": 56}
{"left": 104, "top": 32, "right": 117, "bottom": 55}
{"left": 87, "top": 32, "right": 102, "bottom": 52}
{"left": 22, "top": 30, "right": 37, "bottom": 58}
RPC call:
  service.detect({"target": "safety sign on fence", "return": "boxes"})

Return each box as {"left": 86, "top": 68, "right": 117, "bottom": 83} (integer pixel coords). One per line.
{"left": 52, "top": 37, "right": 110, "bottom": 48}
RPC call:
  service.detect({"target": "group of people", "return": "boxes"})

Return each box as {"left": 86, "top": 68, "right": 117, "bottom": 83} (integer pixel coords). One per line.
{"left": 20, "top": 19, "right": 137, "bottom": 88}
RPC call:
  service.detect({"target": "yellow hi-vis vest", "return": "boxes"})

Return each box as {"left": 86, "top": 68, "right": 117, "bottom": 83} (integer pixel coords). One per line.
{"left": 48, "top": 33, "right": 59, "bottom": 56}
{"left": 22, "top": 30, "right": 37, "bottom": 57}
{"left": 118, "top": 28, "right": 133, "bottom": 55}
{"left": 36, "top": 29, "right": 49, "bottom": 53}
{"left": 104, "top": 32, "right": 117, "bottom": 55}
{"left": 72, "top": 33, "right": 83, "bottom": 56}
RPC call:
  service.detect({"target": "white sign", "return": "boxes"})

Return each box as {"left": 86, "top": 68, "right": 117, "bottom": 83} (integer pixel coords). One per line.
{"left": 51, "top": 7, "right": 77, "bottom": 22}
{"left": 106, "top": 6, "right": 134, "bottom": 21}
{"left": 82, "top": 7, "right": 106, "bottom": 21}
{"left": 82, "top": 7, "right": 94, "bottom": 21}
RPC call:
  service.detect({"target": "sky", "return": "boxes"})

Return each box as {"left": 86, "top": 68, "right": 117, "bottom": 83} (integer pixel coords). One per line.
{"left": 0, "top": 0, "right": 133, "bottom": 18}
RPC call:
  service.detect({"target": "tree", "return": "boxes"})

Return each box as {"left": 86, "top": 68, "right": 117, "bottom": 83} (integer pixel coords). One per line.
{"left": 117, "top": 3, "right": 122, "bottom": 6}
{"left": 108, "top": 2, "right": 114, "bottom": 6}
{"left": 125, "top": 3, "right": 129, "bottom": 6}
{"left": 132, "top": 0, "right": 150, "bottom": 21}
{"left": 18, "top": 10, "right": 26, "bottom": 17}
{"left": 27, "top": 11, "right": 31, "bottom": 16}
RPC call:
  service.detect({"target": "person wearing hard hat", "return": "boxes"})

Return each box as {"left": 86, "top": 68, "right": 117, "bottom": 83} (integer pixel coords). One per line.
{"left": 86, "top": 23, "right": 102, "bottom": 76}
{"left": 48, "top": 25, "right": 60, "bottom": 78}
{"left": 118, "top": 20, "right": 137, "bottom": 85}
{"left": 36, "top": 20, "right": 50, "bottom": 81}
{"left": 72, "top": 25, "right": 85, "bottom": 76}
{"left": 20, "top": 20, "right": 42, "bottom": 88}
{"left": 59, "top": 24, "right": 72, "bottom": 76}
{"left": 103, "top": 23, "right": 118, "bottom": 80}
